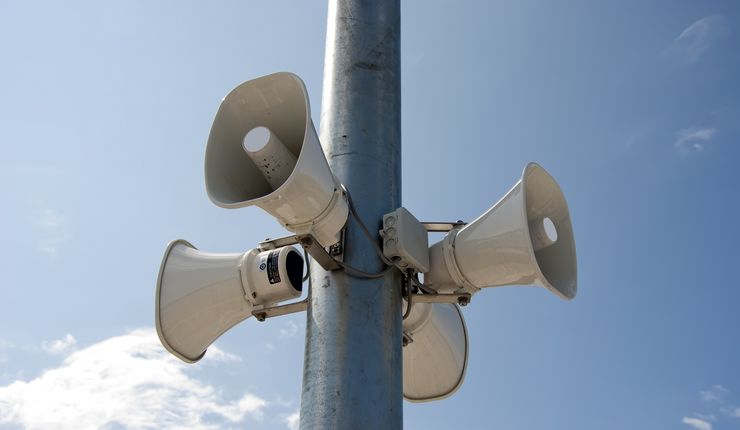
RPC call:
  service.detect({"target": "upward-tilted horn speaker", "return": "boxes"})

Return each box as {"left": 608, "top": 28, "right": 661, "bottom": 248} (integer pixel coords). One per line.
{"left": 155, "top": 240, "right": 304, "bottom": 363}
{"left": 205, "top": 72, "right": 348, "bottom": 247}
{"left": 426, "top": 163, "right": 577, "bottom": 300}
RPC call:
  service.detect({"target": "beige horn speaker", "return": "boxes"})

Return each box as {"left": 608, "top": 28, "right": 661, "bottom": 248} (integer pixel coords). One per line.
{"left": 402, "top": 302, "right": 468, "bottom": 402}
{"left": 205, "top": 72, "right": 348, "bottom": 247}
{"left": 155, "top": 239, "right": 304, "bottom": 363}
{"left": 425, "top": 163, "right": 577, "bottom": 300}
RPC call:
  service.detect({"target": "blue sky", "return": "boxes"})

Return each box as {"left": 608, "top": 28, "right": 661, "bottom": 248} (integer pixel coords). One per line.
{"left": 1, "top": 1, "right": 739, "bottom": 429}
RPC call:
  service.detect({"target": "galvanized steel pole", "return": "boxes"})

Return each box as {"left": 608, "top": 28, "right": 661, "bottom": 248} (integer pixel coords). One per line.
{"left": 299, "top": 0, "right": 402, "bottom": 429}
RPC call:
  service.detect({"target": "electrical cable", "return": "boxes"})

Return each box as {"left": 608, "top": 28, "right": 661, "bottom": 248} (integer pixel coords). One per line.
{"left": 322, "top": 185, "right": 397, "bottom": 279}
{"left": 410, "top": 273, "right": 437, "bottom": 295}
{"left": 342, "top": 185, "right": 395, "bottom": 266}
{"left": 402, "top": 270, "right": 414, "bottom": 320}
{"left": 302, "top": 248, "right": 311, "bottom": 282}
{"left": 337, "top": 261, "right": 396, "bottom": 279}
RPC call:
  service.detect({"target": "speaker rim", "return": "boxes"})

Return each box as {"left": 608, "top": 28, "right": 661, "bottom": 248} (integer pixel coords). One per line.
{"left": 155, "top": 239, "right": 207, "bottom": 364}
{"left": 520, "top": 162, "right": 578, "bottom": 300}
{"left": 403, "top": 303, "right": 469, "bottom": 403}
{"left": 204, "top": 71, "right": 312, "bottom": 209}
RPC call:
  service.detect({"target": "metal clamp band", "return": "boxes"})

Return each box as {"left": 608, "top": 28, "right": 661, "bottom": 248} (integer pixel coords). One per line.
{"left": 441, "top": 229, "right": 479, "bottom": 294}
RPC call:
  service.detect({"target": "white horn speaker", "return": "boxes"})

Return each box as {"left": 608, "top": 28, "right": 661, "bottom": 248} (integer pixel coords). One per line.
{"left": 426, "top": 163, "right": 577, "bottom": 300}
{"left": 402, "top": 302, "right": 468, "bottom": 402}
{"left": 205, "top": 72, "right": 349, "bottom": 247}
{"left": 155, "top": 239, "right": 304, "bottom": 363}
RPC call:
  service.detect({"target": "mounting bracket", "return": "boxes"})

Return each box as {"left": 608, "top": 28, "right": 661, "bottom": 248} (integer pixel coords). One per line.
{"left": 259, "top": 233, "right": 341, "bottom": 271}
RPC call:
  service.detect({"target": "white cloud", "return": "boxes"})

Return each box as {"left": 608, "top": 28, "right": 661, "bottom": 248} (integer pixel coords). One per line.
{"left": 0, "top": 328, "right": 266, "bottom": 430}
{"left": 669, "top": 16, "right": 725, "bottom": 64}
{"left": 279, "top": 321, "right": 300, "bottom": 339}
{"left": 41, "top": 334, "right": 77, "bottom": 355}
{"left": 200, "top": 345, "right": 241, "bottom": 364}
{"left": 683, "top": 417, "right": 713, "bottom": 430}
{"left": 729, "top": 407, "right": 740, "bottom": 418}
{"left": 700, "top": 384, "right": 728, "bottom": 401}
{"left": 701, "top": 390, "right": 720, "bottom": 402}
{"left": 33, "top": 207, "right": 71, "bottom": 259}
{"left": 284, "top": 410, "right": 300, "bottom": 430}
{"left": 675, "top": 127, "right": 717, "bottom": 154}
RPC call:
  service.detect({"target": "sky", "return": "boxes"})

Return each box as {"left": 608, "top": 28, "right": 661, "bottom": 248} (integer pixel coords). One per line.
{"left": 1, "top": 0, "right": 739, "bottom": 429}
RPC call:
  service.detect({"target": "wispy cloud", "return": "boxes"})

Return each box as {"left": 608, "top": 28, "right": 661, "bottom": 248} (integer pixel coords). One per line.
{"left": 284, "top": 410, "right": 300, "bottom": 430}
{"left": 695, "top": 413, "right": 717, "bottom": 422}
{"left": 668, "top": 15, "right": 725, "bottom": 64}
{"left": 279, "top": 321, "right": 300, "bottom": 339}
{"left": 200, "top": 345, "right": 242, "bottom": 363}
{"left": 0, "top": 329, "right": 266, "bottom": 430}
{"left": 40, "top": 334, "right": 77, "bottom": 355}
{"left": 685, "top": 385, "right": 740, "bottom": 428}
{"left": 701, "top": 391, "right": 720, "bottom": 401}
{"left": 675, "top": 127, "right": 717, "bottom": 154}
{"left": 683, "top": 417, "right": 713, "bottom": 430}
{"left": 33, "top": 207, "right": 71, "bottom": 259}
{"left": 701, "top": 385, "right": 728, "bottom": 402}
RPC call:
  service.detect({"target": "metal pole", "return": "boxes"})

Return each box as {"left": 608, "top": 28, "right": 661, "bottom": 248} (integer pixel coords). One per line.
{"left": 299, "top": 0, "right": 402, "bottom": 429}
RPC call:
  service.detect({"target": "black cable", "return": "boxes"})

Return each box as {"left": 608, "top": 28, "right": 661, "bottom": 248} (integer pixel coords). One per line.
{"left": 302, "top": 248, "right": 311, "bottom": 282}
{"left": 342, "top": 185, "right": 395, "bottom": 266}
{"left": 337, "top": 261, "right": 395, "bottom": 279}
{"left": 322, "top": 185, "right": 396, "bottom": 279}
{"left": 410, "top": 273, "right": 437, "bottom": 295}
{"left": 402, "top": 270, "right": 414, "bottom": 320}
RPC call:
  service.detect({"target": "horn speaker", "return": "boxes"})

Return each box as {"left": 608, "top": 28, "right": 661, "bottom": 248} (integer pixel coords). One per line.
{"left": 155, "top": 239, "right": 304, "bottom": 363}
{"left": 426, "top": 163, "right": 577, "bottom": 300}
{"left": 205, "top": 72, "right": 348, "bottom": 247}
